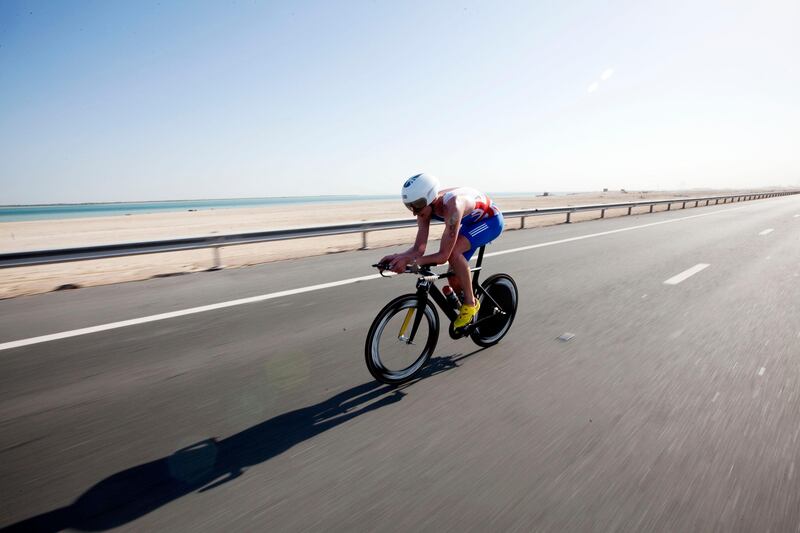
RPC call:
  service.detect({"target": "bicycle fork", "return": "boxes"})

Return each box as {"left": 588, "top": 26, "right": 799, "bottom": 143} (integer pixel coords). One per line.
{"left": 398, "top": 279, "right": 435, "bottom": 345}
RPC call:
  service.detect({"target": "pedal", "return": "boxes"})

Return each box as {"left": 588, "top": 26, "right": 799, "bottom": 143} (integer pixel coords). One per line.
{"left": 448, "top": 323, "right": 467, "bottom": 340}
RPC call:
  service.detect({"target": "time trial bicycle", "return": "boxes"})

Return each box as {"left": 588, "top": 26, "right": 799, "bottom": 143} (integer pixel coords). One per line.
{"left": 366, "top": 245, "right": 518, "bottom": 384}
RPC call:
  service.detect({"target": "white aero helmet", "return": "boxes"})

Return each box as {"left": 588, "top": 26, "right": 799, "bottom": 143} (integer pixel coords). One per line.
{"left": 401, "top": 173, "right": 440, "bottom": 213}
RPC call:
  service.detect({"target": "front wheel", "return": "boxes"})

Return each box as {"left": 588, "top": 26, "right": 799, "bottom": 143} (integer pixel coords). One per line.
{"left": 470, "top": 273, "right": 518, "bottom": 347}
{"left": 365, "top": 294, "right": 440, "bottom": 385}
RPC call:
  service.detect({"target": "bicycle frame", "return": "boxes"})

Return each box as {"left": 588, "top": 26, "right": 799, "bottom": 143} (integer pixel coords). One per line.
{"left": 403, "top": 245, "right": 505, "bottom": 344}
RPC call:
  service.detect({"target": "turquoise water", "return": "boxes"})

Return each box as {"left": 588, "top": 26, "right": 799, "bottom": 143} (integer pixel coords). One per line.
{"left": 0, "top": 192, "right": 554, "bottom": 222}
{"left": 0, "top": 196, "right": 394, "bottom": 222}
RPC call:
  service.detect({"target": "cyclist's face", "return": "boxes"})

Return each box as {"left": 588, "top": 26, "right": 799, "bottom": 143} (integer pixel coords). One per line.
{"left": 404, "top": 198, "right": 428, "bottom": 216}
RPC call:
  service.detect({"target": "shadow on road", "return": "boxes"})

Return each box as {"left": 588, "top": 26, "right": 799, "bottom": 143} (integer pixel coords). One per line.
{"left": 3, "top": 349, "right": 483, "bottom": 532}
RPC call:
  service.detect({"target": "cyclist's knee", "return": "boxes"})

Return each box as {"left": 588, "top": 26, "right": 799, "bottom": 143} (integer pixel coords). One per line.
{"left": 448, "top": 251, "right": 466, "bottom": 265}
{"left": 449, "top": 238, "right": 471, "bottom": 262}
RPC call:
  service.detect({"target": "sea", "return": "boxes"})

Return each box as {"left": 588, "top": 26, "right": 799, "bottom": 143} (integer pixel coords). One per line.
{"left": 0, "top": 192, "right": 560, "bottom": 222}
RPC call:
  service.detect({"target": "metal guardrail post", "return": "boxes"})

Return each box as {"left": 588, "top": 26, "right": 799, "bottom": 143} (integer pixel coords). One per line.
{"left": 627, "top": 206, "right": 632, "bottom": 215}
{"left": 361, "top": 231, "right": 368, "bottom": 250}
{"left": 521, "top": 217, "right": 526, "bottom": 229}
{"left": 667, "top": 203, "right": 671, "bottom": 211}
{"left": 209, "top": 246, "right": 223, "bottom": 271}
{"left": 600, "top": 209, "right": 605, "bottom": 218}
{"left": 649, "top": 204, "right": 654, "bottom": 213}
{"left": 566, "top": 212, "right": 571, "bottom": 223}
{"left": 682, "top": 202, "right": 686, "bottom": 209}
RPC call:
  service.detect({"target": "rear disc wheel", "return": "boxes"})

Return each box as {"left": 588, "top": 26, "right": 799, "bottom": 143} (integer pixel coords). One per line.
{"left": 470, "top": 274, "right": 518, "bottom": 347}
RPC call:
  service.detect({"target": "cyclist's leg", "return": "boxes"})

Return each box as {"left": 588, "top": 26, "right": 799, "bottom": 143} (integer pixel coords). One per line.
{"left": 447, "top": 236, "right": 474, "bottom": 305}
{"left": 454, "top": 214, "right": 505, "bottom": 302}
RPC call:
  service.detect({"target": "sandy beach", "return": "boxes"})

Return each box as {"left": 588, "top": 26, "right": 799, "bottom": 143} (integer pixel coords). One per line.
{"left": 0, "top": 189, "right": 780, "bottom": 299}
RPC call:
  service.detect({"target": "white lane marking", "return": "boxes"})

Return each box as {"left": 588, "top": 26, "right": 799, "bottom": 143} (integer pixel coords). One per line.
{"left": 663, "top": 264, "right": 710, "bottom": 285}
{"left": 0, "top": 205, "right": 748, "bottom": 352}
{"left": 0, "top": 274, "right": 381, "bottom": 352}
{"left": 759, "top": 228, "right": 774, "bottom": 235}
{"left": 484, "top": 206, "right": 746, "bottom": 259}
{"left": 758, "top": 367, "right": 766, "bottom": 376}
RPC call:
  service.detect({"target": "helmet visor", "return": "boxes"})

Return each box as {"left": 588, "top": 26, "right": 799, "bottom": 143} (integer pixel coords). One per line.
{"left": 404, "top": 197, "right": 428, "bottom": 213}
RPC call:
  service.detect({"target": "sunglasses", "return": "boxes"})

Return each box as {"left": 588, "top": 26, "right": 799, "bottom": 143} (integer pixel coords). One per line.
{"left": 404, "top": 198, "right": 428, "bottom": 214}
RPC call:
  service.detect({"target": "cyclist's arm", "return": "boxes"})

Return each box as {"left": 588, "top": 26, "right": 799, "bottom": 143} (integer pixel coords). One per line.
{"left": 382, "top": 210, "right": 431, "bottom": 270}
{"left": 405, "top": 212, "right": 431, "bottom": 258}
{"left": 390, "top": 212, "right": 430, "bottom": 259}
{"left": 417, "top": 198, "right": 465, "bottom": 265}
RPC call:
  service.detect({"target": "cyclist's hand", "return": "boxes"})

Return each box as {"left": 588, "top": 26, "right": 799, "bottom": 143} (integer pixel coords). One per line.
{"left": 379, "top": 253, "right": 398, "bottom": 266}
{"left": 389, "top": 256, "right": 411, "bottom": 274}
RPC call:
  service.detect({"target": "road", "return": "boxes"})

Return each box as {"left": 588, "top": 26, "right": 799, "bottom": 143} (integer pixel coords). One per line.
{"left": 2, "top": 196, "right": 800, "bottom": 531}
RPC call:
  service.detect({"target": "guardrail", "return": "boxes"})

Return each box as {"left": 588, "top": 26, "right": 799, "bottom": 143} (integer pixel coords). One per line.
{"left": 1, "top": 191, "right": 797, "bottom": 269}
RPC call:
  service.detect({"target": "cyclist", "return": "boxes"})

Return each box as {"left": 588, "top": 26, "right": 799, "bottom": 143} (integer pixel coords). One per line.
{"left": 380, "top": 173, "right": 505, "bottom": 328}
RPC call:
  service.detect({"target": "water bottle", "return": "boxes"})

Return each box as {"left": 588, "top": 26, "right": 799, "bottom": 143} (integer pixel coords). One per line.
{"left": 442, "top": 285, "right": 461, "bottom": 310}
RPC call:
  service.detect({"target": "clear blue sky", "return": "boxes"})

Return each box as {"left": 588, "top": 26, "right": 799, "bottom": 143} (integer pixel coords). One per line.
{"left": 1, "top": 0, "right": 798, "bottom": 204}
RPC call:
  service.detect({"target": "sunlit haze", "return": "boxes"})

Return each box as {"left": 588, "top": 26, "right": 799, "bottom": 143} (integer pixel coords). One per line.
{"left": 1, "top": 0, "right": 798, "bottom": 204}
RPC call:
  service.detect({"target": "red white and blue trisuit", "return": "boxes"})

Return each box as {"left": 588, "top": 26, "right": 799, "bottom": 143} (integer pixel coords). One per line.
{"left": 432, "top": 187, "right": 504, "bottom": 261}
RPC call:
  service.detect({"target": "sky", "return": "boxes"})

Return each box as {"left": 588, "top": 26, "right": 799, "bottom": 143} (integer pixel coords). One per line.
{"left": 1, "top": 0, "right": 798, "bottom": 204}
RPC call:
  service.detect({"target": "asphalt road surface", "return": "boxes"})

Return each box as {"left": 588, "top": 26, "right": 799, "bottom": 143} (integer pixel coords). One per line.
{"left": 2, "top": 196, "right": 800, "bottom": 532}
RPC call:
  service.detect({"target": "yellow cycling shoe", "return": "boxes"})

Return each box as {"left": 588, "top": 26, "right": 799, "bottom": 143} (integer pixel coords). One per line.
{"left": 454, "top": 300, "right": 480, "bottom": 328}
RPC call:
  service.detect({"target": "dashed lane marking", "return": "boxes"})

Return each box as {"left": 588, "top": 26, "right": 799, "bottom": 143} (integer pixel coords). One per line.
{"left": 663, "top": 264, "right": 710, "bottom": 285}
